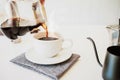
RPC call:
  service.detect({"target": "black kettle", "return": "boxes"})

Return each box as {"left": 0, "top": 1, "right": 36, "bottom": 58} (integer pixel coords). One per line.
{"left": 87, "top": 37, "right": 120, "bottom": 80}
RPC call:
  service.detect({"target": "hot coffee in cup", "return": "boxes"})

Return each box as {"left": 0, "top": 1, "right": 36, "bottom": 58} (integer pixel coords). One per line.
{"left": 38, "top": 37, "right": 58, "bottom": 41}
{"left": 31, "top": 32, "right": 73, "bottom": 58}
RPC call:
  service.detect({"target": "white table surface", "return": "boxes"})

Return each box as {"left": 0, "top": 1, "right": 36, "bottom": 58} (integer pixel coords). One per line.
{"left": 0, "top": 25, "right": 109, "bottom": 80}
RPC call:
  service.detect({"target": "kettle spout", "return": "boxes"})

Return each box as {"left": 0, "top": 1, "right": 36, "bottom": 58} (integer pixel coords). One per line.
{"left": 87, "top": 37, "right": 103, "bottom": 67}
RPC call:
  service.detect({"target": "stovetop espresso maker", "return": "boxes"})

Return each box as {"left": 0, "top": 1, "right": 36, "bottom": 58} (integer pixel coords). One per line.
{"left": 107, "top": 19, "right": 120, "bottom": 46}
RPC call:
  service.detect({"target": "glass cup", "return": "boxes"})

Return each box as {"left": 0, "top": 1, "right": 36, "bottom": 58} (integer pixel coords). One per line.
{"left": 107, "top": 25, "right": 120, "bottom": 46}
{"left": 0, "top": 0, "right": 47, "bottom": 43}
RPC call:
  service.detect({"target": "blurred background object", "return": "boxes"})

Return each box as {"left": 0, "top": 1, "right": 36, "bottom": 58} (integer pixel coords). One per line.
{"left": 0, "top": 0, "right": 7, "bottom": 27}
{"left": 0, "top": 0, "right": 6, "bottom": 35}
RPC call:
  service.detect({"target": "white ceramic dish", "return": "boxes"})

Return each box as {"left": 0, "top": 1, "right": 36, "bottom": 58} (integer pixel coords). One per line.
{"left": 25, "top": 48, "right": 72, "bottom": 65}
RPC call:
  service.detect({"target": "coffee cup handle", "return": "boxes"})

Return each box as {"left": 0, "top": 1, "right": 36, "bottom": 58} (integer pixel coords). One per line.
{"left": 62, "top": 39, "right": 73, "bottom": 50}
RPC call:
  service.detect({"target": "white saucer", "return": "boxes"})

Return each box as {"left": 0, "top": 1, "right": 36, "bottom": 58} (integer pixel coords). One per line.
{"left": 25, "top": 48, "right": 72, "bottom": 65}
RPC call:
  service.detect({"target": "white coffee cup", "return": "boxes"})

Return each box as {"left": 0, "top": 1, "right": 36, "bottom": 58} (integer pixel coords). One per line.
{"left": 31, "top": 32, "right": 73, "bottom": 58}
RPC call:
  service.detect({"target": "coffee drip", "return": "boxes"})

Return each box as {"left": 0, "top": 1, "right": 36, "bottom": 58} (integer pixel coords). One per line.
{"left": 1, "top": 0, "right": 48, "bottom": 41}
{"left": 32, "top": 0, "right": 48, "bottom": 38}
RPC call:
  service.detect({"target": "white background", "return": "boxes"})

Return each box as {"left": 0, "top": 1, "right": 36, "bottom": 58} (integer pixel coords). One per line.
{"left": 0, "top": 0, "right": 120, "bottom": 80}
{"left": 45, "top": 0, "right": 120, "bottom": 26}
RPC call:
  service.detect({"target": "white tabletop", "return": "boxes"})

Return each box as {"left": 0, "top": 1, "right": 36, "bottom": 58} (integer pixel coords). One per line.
{"left": 0, "top": 25, "right": 110, "bottom": 80}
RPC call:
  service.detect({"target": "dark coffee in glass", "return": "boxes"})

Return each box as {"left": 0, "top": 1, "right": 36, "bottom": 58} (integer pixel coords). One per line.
{"left": 1, "top": 0, "right": 48, "bottom": 42}
{"left": 1, "top": 18, "right": 48, "bottom": 40}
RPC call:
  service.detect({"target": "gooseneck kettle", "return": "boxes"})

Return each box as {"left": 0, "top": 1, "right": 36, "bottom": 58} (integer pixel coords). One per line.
{"left": 87, "top": 37, "right": 120, "bottom": 80}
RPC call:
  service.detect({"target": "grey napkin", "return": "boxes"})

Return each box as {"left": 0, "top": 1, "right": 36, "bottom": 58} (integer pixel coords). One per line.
{"left": 10, "top": 53, "right": 80, "bottom": 80}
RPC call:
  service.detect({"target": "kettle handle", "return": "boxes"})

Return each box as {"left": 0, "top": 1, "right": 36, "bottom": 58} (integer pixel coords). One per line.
{"left": 87, "top": 37, "right": 103, "bottom": 67}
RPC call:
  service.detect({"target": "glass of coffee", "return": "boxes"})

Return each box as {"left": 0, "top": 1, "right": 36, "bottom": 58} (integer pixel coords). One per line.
{"left": 0, "top": 0, "right": 48, "bottom": 43}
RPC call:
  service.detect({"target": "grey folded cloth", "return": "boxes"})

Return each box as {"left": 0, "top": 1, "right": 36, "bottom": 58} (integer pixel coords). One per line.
{"left": 10, "top": 53, "right": 80, "bottom": 80}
